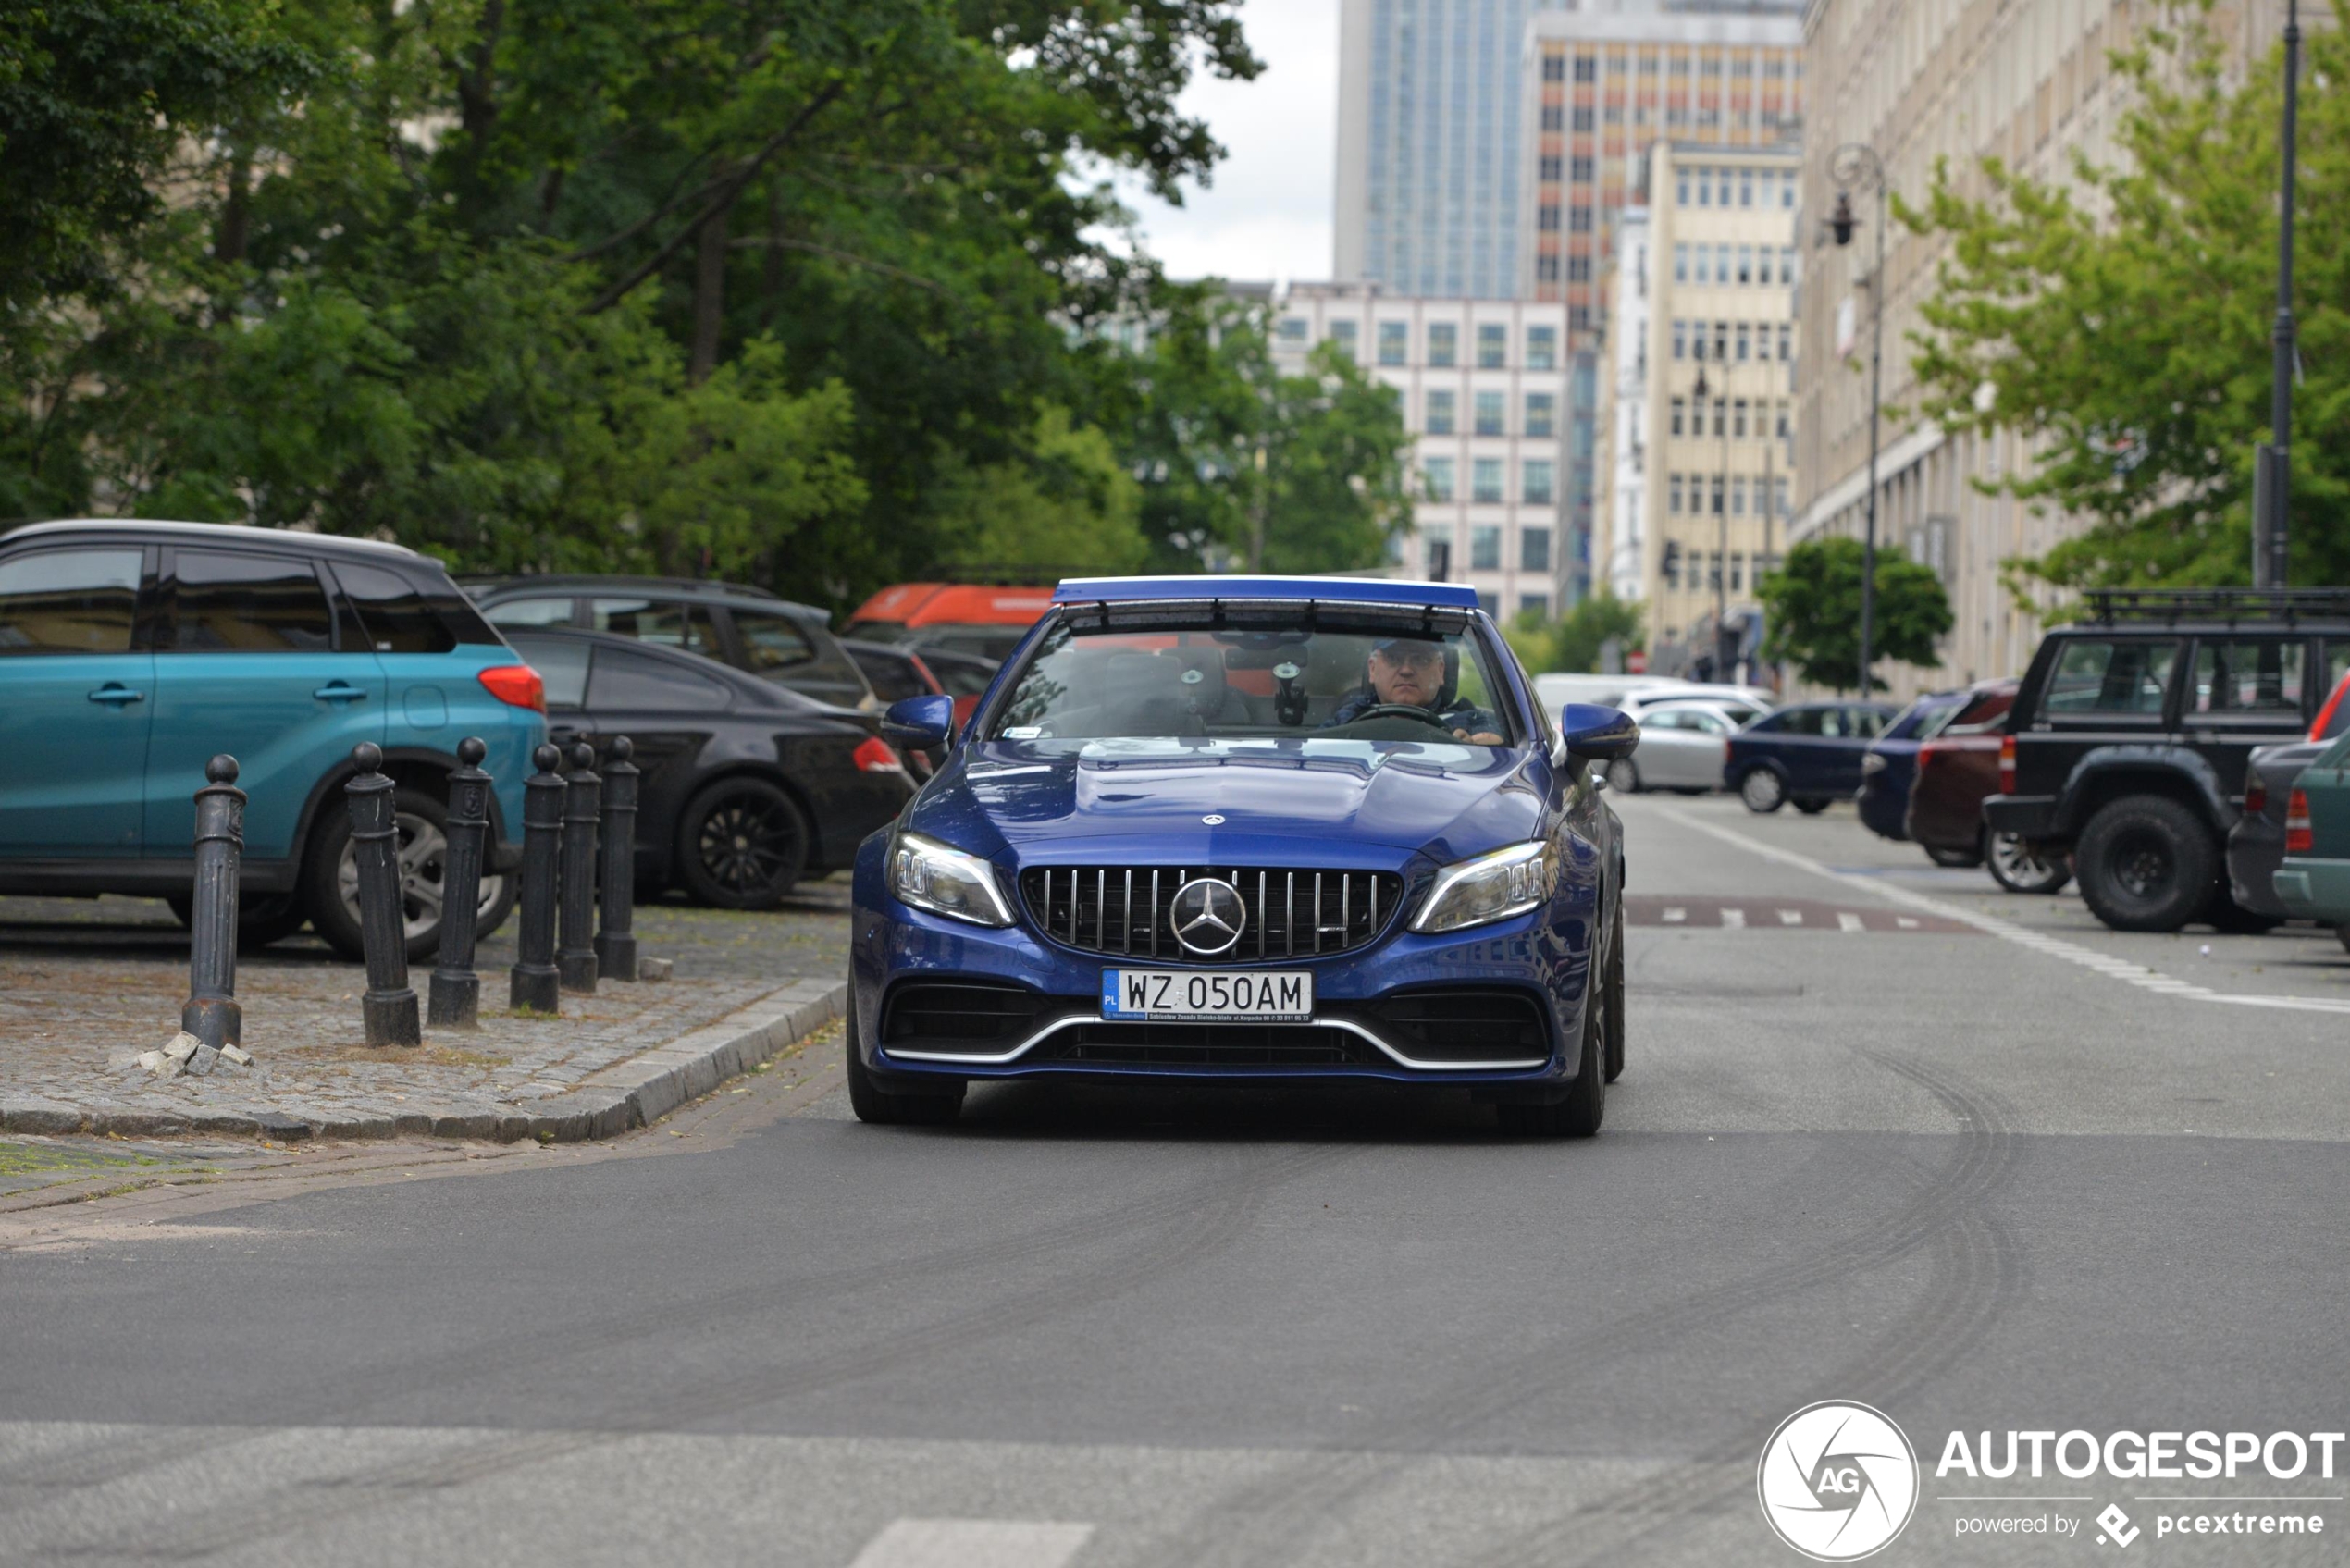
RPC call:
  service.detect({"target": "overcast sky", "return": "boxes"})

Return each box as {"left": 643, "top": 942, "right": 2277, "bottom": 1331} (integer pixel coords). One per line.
{"left": 1111, "top": 0, "right": 1340, "bottom": 288}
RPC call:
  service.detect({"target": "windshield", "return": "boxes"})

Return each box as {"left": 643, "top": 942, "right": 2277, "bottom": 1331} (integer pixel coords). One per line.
{"left": 985, "top": 617, "right": 1519, "bottom": 749}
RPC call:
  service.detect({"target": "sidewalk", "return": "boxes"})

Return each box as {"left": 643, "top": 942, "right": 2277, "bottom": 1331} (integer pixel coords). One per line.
{"left": 0, "top": 888, "right": 849, "bottom": 1144}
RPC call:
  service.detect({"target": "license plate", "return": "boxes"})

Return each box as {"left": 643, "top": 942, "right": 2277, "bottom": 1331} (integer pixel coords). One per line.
{"left": 1101, "top": 969, "right": 1314, "bottom": 1021}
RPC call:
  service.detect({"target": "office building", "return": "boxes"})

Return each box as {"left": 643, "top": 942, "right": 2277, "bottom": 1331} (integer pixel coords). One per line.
{"left": 1272, "top": 284, "right": 1574, "bottom": 622}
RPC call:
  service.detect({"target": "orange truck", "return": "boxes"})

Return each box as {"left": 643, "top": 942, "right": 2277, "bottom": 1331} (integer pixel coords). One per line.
{"left": 844, "top": 582, "right": 1056, "bottom": 665}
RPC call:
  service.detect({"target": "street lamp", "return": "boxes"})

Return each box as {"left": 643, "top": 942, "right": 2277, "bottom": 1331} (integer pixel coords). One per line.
{"left": 2257, "top": 0, "right": 2302, "bottom": 588}
{"left": 1829, "top": 142, "right": 1885, "bottom": 698}
{"left": 1692, "top": 362, "right": 1732, "bottom": 679}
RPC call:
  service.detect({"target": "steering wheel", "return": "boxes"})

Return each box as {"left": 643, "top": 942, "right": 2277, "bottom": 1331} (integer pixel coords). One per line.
{"left": 1341, "top": 703, "right": 1456, "bottom": 731}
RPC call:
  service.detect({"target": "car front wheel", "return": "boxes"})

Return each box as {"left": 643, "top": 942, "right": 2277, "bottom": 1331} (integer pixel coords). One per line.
{"left": 2074, "top": 794, "right": 2216, "bottom": 932}
{"left": 1496, "top": 982, "right": 1604, "bottom": 1138}
{"left": 1604, "top": 757, "right": 1640, "bottom": 794}
{"left": 845, "top": 998, "right": 965, "bottom": 1126}
{"left": 1738, "top": 769, "right": 1787, "bottom": 813}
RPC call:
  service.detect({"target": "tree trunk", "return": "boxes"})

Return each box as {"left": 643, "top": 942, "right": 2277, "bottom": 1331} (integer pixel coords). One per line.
{"left": 215, "top": 154, "right": 251, "bottom": 266}
{"left": 689, "top": 194, "right": 732, "bottom": 385}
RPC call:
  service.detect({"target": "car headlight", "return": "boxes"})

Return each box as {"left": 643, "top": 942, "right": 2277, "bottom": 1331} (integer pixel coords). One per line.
{"left": 887, "top": 832, "right": 1013, "bottom": 926}
{"left": 1412, "top": 841, "right": 1559, "bottom": 934}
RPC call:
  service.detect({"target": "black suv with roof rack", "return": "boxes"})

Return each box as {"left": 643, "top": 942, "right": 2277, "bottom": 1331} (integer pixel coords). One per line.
{"left": 1985, "top": 588, "right": 2350, "bottom": 932}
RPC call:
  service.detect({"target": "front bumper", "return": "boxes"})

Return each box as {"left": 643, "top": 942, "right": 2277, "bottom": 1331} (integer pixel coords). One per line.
{"left": 2272, "top": 857, "right": 2350, "bottom": 921}
{"left": 850, "top": 858, "right": 1594, "bottom": 1091}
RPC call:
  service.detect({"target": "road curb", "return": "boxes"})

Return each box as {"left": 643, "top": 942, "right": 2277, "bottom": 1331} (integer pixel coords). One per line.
{"left": 0, "top": 978, "right": 847, "bottom": 1146}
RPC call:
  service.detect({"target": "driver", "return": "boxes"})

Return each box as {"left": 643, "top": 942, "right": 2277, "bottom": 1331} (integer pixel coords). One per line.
{"left": 1325, "top": 636, "right": 1504, "bottom": 744}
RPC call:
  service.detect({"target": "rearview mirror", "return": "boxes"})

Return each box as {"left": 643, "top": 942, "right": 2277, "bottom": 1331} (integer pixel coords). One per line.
{"left": 881, "top": 694, "right": 954, "bottom": 750}
{"left": 1559, "top": 702, "right": 1639, "bottom": 762}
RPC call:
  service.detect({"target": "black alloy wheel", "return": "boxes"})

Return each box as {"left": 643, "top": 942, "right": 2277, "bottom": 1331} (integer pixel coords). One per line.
{"left": 2074, "top": 794, "right": 2216, "bottom": 932}
{"left": 676, "top": 777, "right": 810, "bottom": 909}
{"left": 844, "top": 996, "right": 965, "bottom": 1126}
{"left": 1497, "top": 969, "right": 1605, "bottom": 1138}
{"left": 1982, "top": 829, "right": 2071, "bottom": 895}
{"left": 1602, "top": 901, "right": 1626, "bottom": 1083}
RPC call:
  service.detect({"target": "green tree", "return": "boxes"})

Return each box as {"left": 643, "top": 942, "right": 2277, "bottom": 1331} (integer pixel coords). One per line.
{"left": 1505, "top": 594, "right": 1645, "bottom": 674}
{"left": 1902, "top": 9, "right": 2350, "bottom": 591}
{"left": 1758, "top": 537, "right": 1952, "bottom": 691}
{"left": 932, "top": 406, "right": 1149, "bottom": 575}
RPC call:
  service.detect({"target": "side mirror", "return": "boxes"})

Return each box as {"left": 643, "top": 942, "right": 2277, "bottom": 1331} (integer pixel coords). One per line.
{"left": 1559, "top": 702, "right": 1639, "bottom": 762}
{"left": 882, "top": 694, "right": 954, "bottom": 750}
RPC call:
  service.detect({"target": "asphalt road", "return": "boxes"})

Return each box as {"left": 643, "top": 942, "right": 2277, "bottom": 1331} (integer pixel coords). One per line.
{"left": 5, "top": 794, "right": 2348, "bottom": 1567}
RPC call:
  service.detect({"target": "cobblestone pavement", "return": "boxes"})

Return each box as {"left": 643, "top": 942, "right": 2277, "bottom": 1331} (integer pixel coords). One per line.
{"left": 0, "top": 883, "right": 850, "bottom": 1142}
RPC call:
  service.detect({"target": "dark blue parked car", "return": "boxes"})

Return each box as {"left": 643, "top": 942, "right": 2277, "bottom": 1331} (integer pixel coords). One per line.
{"left": 846, "top": 575, "right": 1639, "bottom": 1137}
{"left": 1725, "top": 700, "right": 1902, "bottom": 814}
{"left": 1855, "top": 691, "right": 1964, "bottom": 844}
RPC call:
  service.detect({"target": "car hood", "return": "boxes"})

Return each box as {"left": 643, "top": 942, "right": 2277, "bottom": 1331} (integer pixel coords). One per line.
{"left": 904, "top": 738, "right": 1548, "bottom": 869}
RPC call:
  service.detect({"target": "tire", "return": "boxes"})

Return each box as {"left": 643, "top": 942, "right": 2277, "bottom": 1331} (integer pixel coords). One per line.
{"left": 1795, "top": 798, "right": 1831, "bottom": 816}
{"left": 1983, "top": 830, "right": 2071, "bottom": 895}
{"left": 305, "top": 788, "right": 508, "bottom": 963}
{"left": 1604, "top": 757, "right": 1640, "bottom": 794}
{"left": 675, "top": 776, "right": 809, "bottom": 909}
{"left": 2203, "top": 884, "right": 2284, "bottom": 935}
{"left": 2073, "top": 794, "right": 2218, "bottom": 932}
{"left": 1497, "top": 971, "right": 1605, "bottom": 1138}
{"left": 163, "top": 891, "right": 310, "bottom": 948}
{"left": 1738, "top": 768, "right": 1787, "bottom": 813}
{"left": 1602, "top": 901, "right": 1626, "bottom": 1084}
{"left": 1923, "top": 843, "right": 1984, "bottom": 869}
{"left": 845, "top": 997, "right": 965, "bottom": 1127}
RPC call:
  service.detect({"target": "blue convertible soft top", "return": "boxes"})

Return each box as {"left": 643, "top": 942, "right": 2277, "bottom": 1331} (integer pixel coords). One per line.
{"left": 1053, "top": 574, "right": 1482, "bottom": 611}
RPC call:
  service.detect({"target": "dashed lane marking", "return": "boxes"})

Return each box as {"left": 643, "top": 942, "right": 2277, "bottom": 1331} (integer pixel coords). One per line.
{"left": 847, "top": 1520, "right": 1095, "bottom": 1568}
{"left": 1721, "top": 907, "right": 1746, "bottom": 929}
{"left": 1654, "top": 805, "right": 2350, "bottom": 1017}
{"left": 1626, "top": 896, "right": 1973, "bottom": 933}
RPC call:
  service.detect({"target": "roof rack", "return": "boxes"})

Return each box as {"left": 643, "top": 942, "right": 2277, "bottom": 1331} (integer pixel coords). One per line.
{"left": 2081, "top": 586, "right": 2350, "bottom": 627}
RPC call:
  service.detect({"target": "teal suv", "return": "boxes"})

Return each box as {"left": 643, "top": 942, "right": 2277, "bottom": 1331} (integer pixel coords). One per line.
{"left": 0, "top": 520, "right": 547, "bottom": 958}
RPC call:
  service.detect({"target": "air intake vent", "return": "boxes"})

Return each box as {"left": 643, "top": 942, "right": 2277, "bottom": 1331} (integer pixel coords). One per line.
{"left": 880, "top": 980, "right": 1045, "bottom": 1047}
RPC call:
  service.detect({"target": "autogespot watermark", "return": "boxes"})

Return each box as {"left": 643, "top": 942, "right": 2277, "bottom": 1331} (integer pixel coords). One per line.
{"left": 1758, "top": 1405, "right": 2345, "bottom": 1555}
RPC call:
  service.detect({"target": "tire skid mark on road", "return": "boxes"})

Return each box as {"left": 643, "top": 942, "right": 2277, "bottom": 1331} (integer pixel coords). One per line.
{"left": 0, "top": 1138, "right": 1344, "bottom": 1500}
{"left": 1653, "top": 804, "right": 2350, "bottom": 1016}
{"left": 1469, "top": 1052, "right": 2025, "bottom": 1568}
{"left": 0, "top": 1144, "right": 1360, "bottom": 1563}
{"left": 1134, "top": 1056, "right": 2025, "bottom": 1568}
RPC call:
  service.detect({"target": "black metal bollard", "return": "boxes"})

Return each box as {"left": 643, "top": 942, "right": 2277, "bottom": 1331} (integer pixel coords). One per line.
{"left": 558, "top": 740, "right": 601, "bottom": 994}
{"left": 427, "top": 736, "right": 492, "bottom": 1029}
{"left": 594, "top": 735, "right": 640, "bottom": 982}
{"left": 180, "top": 755, "right": 246, "bottom": 1050}
{"left": 510, "top": 743, "right": 564, "bottom": 1015}
{"left": 346, "top": 743, "right": 421, "bottom": 1047}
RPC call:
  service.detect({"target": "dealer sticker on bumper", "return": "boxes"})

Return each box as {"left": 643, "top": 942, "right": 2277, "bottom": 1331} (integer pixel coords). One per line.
{"left": 1102, "top": 969, "right": 1314, "bottom": 1021}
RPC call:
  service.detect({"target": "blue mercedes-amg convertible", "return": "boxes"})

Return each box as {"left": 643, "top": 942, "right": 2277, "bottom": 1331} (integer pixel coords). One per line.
{"left": 846, "top": 575, "right": 1639, "bottom": 1135}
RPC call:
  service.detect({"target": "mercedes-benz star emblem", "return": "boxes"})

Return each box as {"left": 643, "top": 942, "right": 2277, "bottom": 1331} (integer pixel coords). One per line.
{"left": 1201, "top": 814, "right": 1225, "bottom": 825}
{"left": 1170, "top": 877, "right": 1247, "bottom": 956}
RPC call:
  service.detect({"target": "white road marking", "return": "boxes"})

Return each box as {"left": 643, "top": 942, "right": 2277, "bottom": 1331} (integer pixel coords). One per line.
{"left": 1837, "top": 912, "right": 1864, "bottom": 932}
{"left": 1664, "top": 907, "right": 1687, "bottom": 923}
{"left": 1897, "top": 916, "right": 1920, "bottom": 930}
{"left": 1720, "top": 907, "right": 1746, "bottom": 929}
{"left": 848, "top": 1520, "right": 1095, "bottom": 1568}
{"left": 1776, "top": 908, "right": 1802, "bottom": 925}
{"left": 1656, "top": 805, "right": 2350, "bottom": 1017}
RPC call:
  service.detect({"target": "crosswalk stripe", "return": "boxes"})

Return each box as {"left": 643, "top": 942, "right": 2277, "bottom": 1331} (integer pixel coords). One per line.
{"left": 1720, "top": 907, "right": 1745, "bottom": 929}
{"left": 847, "top": 1520, "right": 1095, "bottom": 1568}
{"left": 1663, "top": 907, "right": 1686, "bottom": 923}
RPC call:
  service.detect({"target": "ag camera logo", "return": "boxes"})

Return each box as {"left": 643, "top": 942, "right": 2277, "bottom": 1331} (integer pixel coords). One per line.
{"left": 1758, "top": 1401, "right": 1920, "bottom": 1561}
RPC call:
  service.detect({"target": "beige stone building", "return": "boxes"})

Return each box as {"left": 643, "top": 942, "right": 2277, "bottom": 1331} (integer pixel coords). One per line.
{"left": 1597, "top": 142, "right": 1801, "bottom": 677}
{"left": 1791, "top": 0, "right": 2300, "bottom": 698}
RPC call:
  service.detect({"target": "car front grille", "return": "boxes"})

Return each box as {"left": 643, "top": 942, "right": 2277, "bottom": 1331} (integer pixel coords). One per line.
{"left": 1045, "top": 1020, "right": 1374, "bottom": 1068}
{"left": 1018, "top": 866, "right": 1404, "bottom": 959}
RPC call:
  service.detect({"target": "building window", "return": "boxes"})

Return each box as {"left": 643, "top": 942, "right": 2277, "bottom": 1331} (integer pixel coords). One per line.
{"left": 1567, "top": 206, "right": 1592, "bottom": 233}
{"left": 1570, "top": 304, "right": 1589, "bottom": 329}
{"left": 1477, "top": 323, "right": 1508, "bottom": 368}
{"left": 1671, "top": 319, "right": 1687, "bottom": 360}
{"left": 1424, "top": 457, "right": 1455, "bottom": 501}
{"left": 1782, "top": 177, "right": 1797, "bottom": 209}
{"left": 1670, "top": 54, "right": 1690, "bottom": 75}
{"left": 1472, "top": 461, "right": 1504, "bottom": 506}
{"left": 1540, "top": 154, "right": 1562, "bottom": 181}
{"left": 1676, "top": 168, "right": 1690, "bottom": 204}
{"left": 1425, "top": 389, "right": 1455, "bottom": 435}
{"left": 1712, "top": 320, "right": 1729, "bottom": 361}
{"left": 1470, "top": 524, "right": 1503, "bottom": 568}
{"left": 1279, "top": 316, "right": 1308, "bottom": 342}
{"left": 1717, "top": 170, "right": 1734, "bottom": 205}
{"left": 1474, "top": 390, "right": 1505, "bottom": 437}
{"left": 1701, "top": 56, "right": 1722, "bottom": 76}
{"left": 1542, "top": 53, "right": 1565, "bottom": 82}
{"left": 1734, "top": 322, "right": 1750, "bottom": 362}
{"left": 1525, "top": 392, "right": 1556, "bottom": 437}
{"left": 1428, "top": 322, "right": 1457, "bottom": 366}
{"left": 1572, "top": 106, "right": 1594, "bottom": 131}
{"left": 1523, "top": 528, "right": 1554, "bottom": 573}
{"left": 1669, "top": 474, "right": 1685, "bottom": 514}
{"left": 1715, "top": 243, "right": 1732, "bottom": 281}
{"left": 1780, "top": 247, "right": 1798, "bottom": 285}
{"left": 1696, "top": 168, "right": 1711, "bottom": 206}
{"left": 1710, "top": 475, "right": 1725, "bottom": 515}
{"left": 1329, "top": 319, "right": 1357, "bottom": 358}
{"left": 1732, "top": 398, "right": 1748, "bottom": 438}
{"left": 1739, "top": 170, "right": 1754, "bottom": 207}
{"left": 1566, "top": 255, "right": 1591, "bottom": 281}
{"left": 1692, "top": 246, "right": 1709, "bottom": 285}
{"left": 1573, "top": 55, "right": 1597, "bottom": 82}
{"left": 1777, "top": 322, "right": 1792, "bottom": 362}
{"left": 1669, "top": 397, "right": 1685, "bottom": 437}
{"left": 1520, "top": 592, "right": 1551, "bottom": 620}
{"left": 1737, "top": 244, "right": 1753, "bottom": 284}
{"left": 1732, "top": 475, "right": 1748, "bottom": 515}
{"left": 1674, "top": 243, "right": 1688, "bottom": 283}
{"left": 1540, "top": 105, "right": 1564, "bottom": 131}
{"left": 1527, "top": 326, "right": 1558, "bottom": 370}
{"left": 1775, "top": 401, "right": 1791, "bottom": 439}
{"left": 1570, "top": 155, "right": 1595, "bottom": 181}
{"left": 1523, "top": 462, "right": 1555, "bottom": 505}
{"left": 1535, "top": 253, "right": 1560, "bottom": 282}
{"left": 1537, "top": 204, "right": 1561, "bottom": 232}
{"left": 1378, "top": 320, "right": 1408, "bottom": 366}
{"left": 1711, "top": 398, "right": 1726, "bottom": 437}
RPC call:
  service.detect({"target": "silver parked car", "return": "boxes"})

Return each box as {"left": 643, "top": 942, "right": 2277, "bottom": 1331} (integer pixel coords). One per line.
{"left": 1606, "top": 700, "right": 1747, "bottom": 795}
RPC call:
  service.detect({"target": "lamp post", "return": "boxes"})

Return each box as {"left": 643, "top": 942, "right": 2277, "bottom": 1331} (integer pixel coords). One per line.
{"left": 1692, "top": 361, "right": 1733, "bottom": 679}
{"left": 1828, "top": 142, "right": 1886, "bottom": 698}
{"left": 2258, "top": 0, "right": 2301, "bottom": 588}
